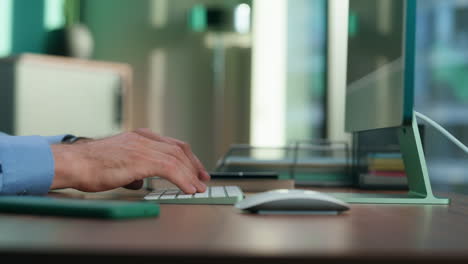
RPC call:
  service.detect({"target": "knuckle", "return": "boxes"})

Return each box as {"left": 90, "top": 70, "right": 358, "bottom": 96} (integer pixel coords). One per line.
{"left": 134, "top": 128, "right": 152, "bottom": 136}
{"left": 123, "top": 131, "right": 141, "bottom": 141}
{"left": 133, "top": 128, "right": 147, "bottom": 133}
{"left": 134, "top": 128, "right": 159, "bottom": 137}
{"left": 189, "top": 171, "right": 198, "bottom": 180}
{"left": 171, "top": 145, "right": 185, "bottom": 157}
{"left": 179, "top": 141, "right": 191, "bottom": 152}
{"left": 125, "top": 139, "right": 144, "bottom": 152}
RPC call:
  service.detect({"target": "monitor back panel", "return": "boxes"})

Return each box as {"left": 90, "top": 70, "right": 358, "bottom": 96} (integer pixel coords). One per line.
{"left": 345, "top": 0, "right": 416, "bottom": 132}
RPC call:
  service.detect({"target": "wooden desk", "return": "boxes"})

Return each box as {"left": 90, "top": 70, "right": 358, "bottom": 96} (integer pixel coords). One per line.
{"left": 1, "top": 187, "right": 468, "bottom": 263}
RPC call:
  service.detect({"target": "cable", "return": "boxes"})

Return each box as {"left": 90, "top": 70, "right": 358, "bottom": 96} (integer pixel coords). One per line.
{"left": 414, "top": 111, "right": 468, "bottom": 155}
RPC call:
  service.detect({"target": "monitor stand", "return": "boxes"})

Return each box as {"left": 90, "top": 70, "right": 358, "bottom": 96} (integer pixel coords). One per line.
{"left": 329, "top": 113, "right": 450, "bottom": 205}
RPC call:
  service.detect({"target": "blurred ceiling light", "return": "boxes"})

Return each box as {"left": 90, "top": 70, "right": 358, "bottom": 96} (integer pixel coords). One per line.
{"left": 250, "top": 0, "right": 287, "bottom": 147}
{"left": 234, "top": 3, "right": 251, "bottom": 34}
{"left": 44, "top": 0, "right": 65, "bottom": 31}
{"left": 148, "top": 49, "right": 167, "bottom": 133}
{"left": 348, "top": 11, "right": 359, "bottom": 37}
{"left": 0, "top": 0, "right": 12, "bottom": 57}
{"left": 189, "top": 4, "right": 207, "bottom": 32}
{"left": 150, "top": 0, "right": 168, "bottom": 28}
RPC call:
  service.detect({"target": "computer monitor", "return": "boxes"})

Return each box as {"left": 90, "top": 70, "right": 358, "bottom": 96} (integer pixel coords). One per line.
{"left": 335, "top": 0, "right": 449, "bottom": 204}
{"left": 346, "top": 0, "right": 412, "bottom": 132}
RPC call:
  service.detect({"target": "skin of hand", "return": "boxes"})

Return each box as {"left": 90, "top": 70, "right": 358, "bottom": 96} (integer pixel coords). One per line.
{"left": 50, "top": 128, "right": 211, "bottom": 194}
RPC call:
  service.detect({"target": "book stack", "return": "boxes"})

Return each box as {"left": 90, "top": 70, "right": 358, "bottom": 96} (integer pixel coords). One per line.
{"left": 219, "top": 156, "right": 352, "bottom": 187}
{"left": 359, "top": 153, "right": 408, "bottom": 189}
{"left": 215, "top": 142, "right": 353, "bottom": 187}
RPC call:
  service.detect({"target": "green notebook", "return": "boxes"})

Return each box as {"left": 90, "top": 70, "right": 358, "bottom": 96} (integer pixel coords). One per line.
{"left": 0, "top": 196, "right": 160, "bottom": 219}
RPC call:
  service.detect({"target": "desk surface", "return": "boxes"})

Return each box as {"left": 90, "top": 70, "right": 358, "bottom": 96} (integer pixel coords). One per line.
{"left": 1, "top": 187, "right": 468, "bottom": 263}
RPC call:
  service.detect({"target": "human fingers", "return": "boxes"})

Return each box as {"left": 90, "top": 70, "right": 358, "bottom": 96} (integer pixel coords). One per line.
{"left": 136, "top": 135, "right": 199, "bottom": 180}
{"left": 133, "top": 150, "right": 196, "bottom": 193}
{"left": 165, "top": 137, "right": 211, "bottom": 182}
{"left": 144, "top": 146, "right": 207, "bottom": 193}
{"left": 134, "top": 129, "right": 210, "bottom": 182}
{"left": 135, "top": 140, "right": 206, "bottom": 193}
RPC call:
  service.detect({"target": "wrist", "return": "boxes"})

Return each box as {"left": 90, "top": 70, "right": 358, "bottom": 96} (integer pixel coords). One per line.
{"left": 62, "top": 135, "right": 92, "bottom": 144}
{"left": 50, "top": 144, "right": 83, "bottom": 190}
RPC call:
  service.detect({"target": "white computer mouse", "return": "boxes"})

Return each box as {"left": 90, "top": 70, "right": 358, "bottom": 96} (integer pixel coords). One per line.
{"left": 234, "top": 189, "right": 350, "bottom": 213}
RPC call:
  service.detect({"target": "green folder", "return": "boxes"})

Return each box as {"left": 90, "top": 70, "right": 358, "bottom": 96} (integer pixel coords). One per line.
{"left": 0, "top": 196, "right": 160, "bottom": 219}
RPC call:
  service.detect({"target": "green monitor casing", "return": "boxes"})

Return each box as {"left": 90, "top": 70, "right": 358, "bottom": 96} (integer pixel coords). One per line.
{"left": 335, "top": 0, "right": 449, "bottom": 205}
{"left": 345, "top": 0, "right": 415, "bottom": 132}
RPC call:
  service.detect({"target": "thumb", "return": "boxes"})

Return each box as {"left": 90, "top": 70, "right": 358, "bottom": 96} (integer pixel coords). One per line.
{"left": 123, "top": 180, "right": 144, "bottom": 190}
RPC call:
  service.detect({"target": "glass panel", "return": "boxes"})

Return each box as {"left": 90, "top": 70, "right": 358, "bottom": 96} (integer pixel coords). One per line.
{"left": 415, "top": 0, "right": 468, "bottom": 185}
{"left": 286, "top": 0, "right": 327, "bottom": 143}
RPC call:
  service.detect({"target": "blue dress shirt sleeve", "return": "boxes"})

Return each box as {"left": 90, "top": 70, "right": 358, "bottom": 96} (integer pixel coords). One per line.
{"left": 43, "top": 135, "right": 69, "bottom": 145}
{"left": 0, "top": 133, "right": 70, "bottom": 195}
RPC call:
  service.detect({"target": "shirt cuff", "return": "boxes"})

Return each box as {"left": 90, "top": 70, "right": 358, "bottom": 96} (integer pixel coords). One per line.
{"left": 0, "top": 136, "right": 55, "bottom": 195}
{"left": 43, "top": 134, "right": 71, "bottom": 145}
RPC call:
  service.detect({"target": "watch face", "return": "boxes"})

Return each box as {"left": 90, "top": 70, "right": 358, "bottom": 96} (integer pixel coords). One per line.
{"left": 71, "top": 136, "right": 90, "bottom": 144}
{"left": 62, "top": 135, "right": 85, "bottom": 144}
{"left": 62, "top": 135, "right": 77, "bottom": 144}
{"left": 69, "top": 137, "right": 80, "bottom": 144}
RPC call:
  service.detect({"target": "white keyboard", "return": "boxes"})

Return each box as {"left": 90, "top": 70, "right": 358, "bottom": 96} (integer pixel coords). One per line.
{"left": 144, "top": 186, "right": 244, "bottom": 205}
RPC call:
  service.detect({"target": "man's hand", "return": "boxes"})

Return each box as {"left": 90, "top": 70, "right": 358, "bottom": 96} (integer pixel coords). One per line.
{"left": 50, "top": 129, "right": 211, "bottom": 194}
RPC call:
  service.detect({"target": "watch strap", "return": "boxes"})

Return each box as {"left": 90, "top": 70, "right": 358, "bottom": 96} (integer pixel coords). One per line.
{"left": 62, "top": 135, "right": 89, "bottom": 144}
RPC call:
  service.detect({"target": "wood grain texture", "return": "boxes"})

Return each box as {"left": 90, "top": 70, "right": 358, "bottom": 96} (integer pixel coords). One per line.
{"left": 1, "top": 187, "right": 468, "bottom": 263}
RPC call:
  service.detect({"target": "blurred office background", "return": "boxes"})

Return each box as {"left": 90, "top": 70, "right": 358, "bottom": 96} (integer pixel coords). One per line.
{"left": 0, "top": 0, "right": 327, "bottom": 170}
{"left": 0, "top": 0, "right": 467, "bottom": 186}
{"left": 415, "top": 0, "right": 468, "bottom": 186}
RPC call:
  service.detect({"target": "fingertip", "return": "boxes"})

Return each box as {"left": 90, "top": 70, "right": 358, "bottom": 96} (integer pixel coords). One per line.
{"left": 187, "top": 185, "right": 197, "bottom": 194}
{"left": 201, "top": 171, "right": 211, "bottom": 181}
{"left": 199, "top": 181, "right": 207, "bottom": 192}
{"left": 192, "top": 180, "right": 206, "bottom": 193}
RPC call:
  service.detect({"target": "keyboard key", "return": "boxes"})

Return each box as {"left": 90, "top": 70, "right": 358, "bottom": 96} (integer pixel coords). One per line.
{"left": 160, "top": 194, "right": 177, "bottom": 199}
{"left": 164, "top": 188, "right": 180, "bottom": 193}
{"left": 145, "top": 188, "right": 166, "bottom": 198}
{"left": 210, "top": 186, "right": 226, "bottom": 198}
{"left": 177, "top": 194, "right": 194, "bottom": 199}
{"left": 146, "top": 193, "right": 163, "bottom": 199}
{"left": 225, "top": 186, "right": 243, "bottom": 197}
{"left": 194, "top": 191, "right": 209, "bottom": 198}
{"left": 159, "top": 189, "right": 180, "bottom": 199}
{"left": 143, "top": 186, "right": 244, "bottom": 204}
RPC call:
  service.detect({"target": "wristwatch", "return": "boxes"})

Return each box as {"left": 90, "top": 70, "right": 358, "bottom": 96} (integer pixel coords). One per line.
{"left": 61, "top": 135, "right": 89, "bottom": 144}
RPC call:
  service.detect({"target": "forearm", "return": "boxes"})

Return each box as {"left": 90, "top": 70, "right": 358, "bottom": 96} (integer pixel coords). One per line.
{"left": 0, "top": 135, "right": 55, "bottom": 195}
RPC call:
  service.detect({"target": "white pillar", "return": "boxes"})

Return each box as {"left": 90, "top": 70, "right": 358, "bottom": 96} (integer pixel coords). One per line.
{"left": 250, "top": 0, "right": 288, "bottom": 147}
{"left": 327, "top": 0, "right": 352, "bottom": 143}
